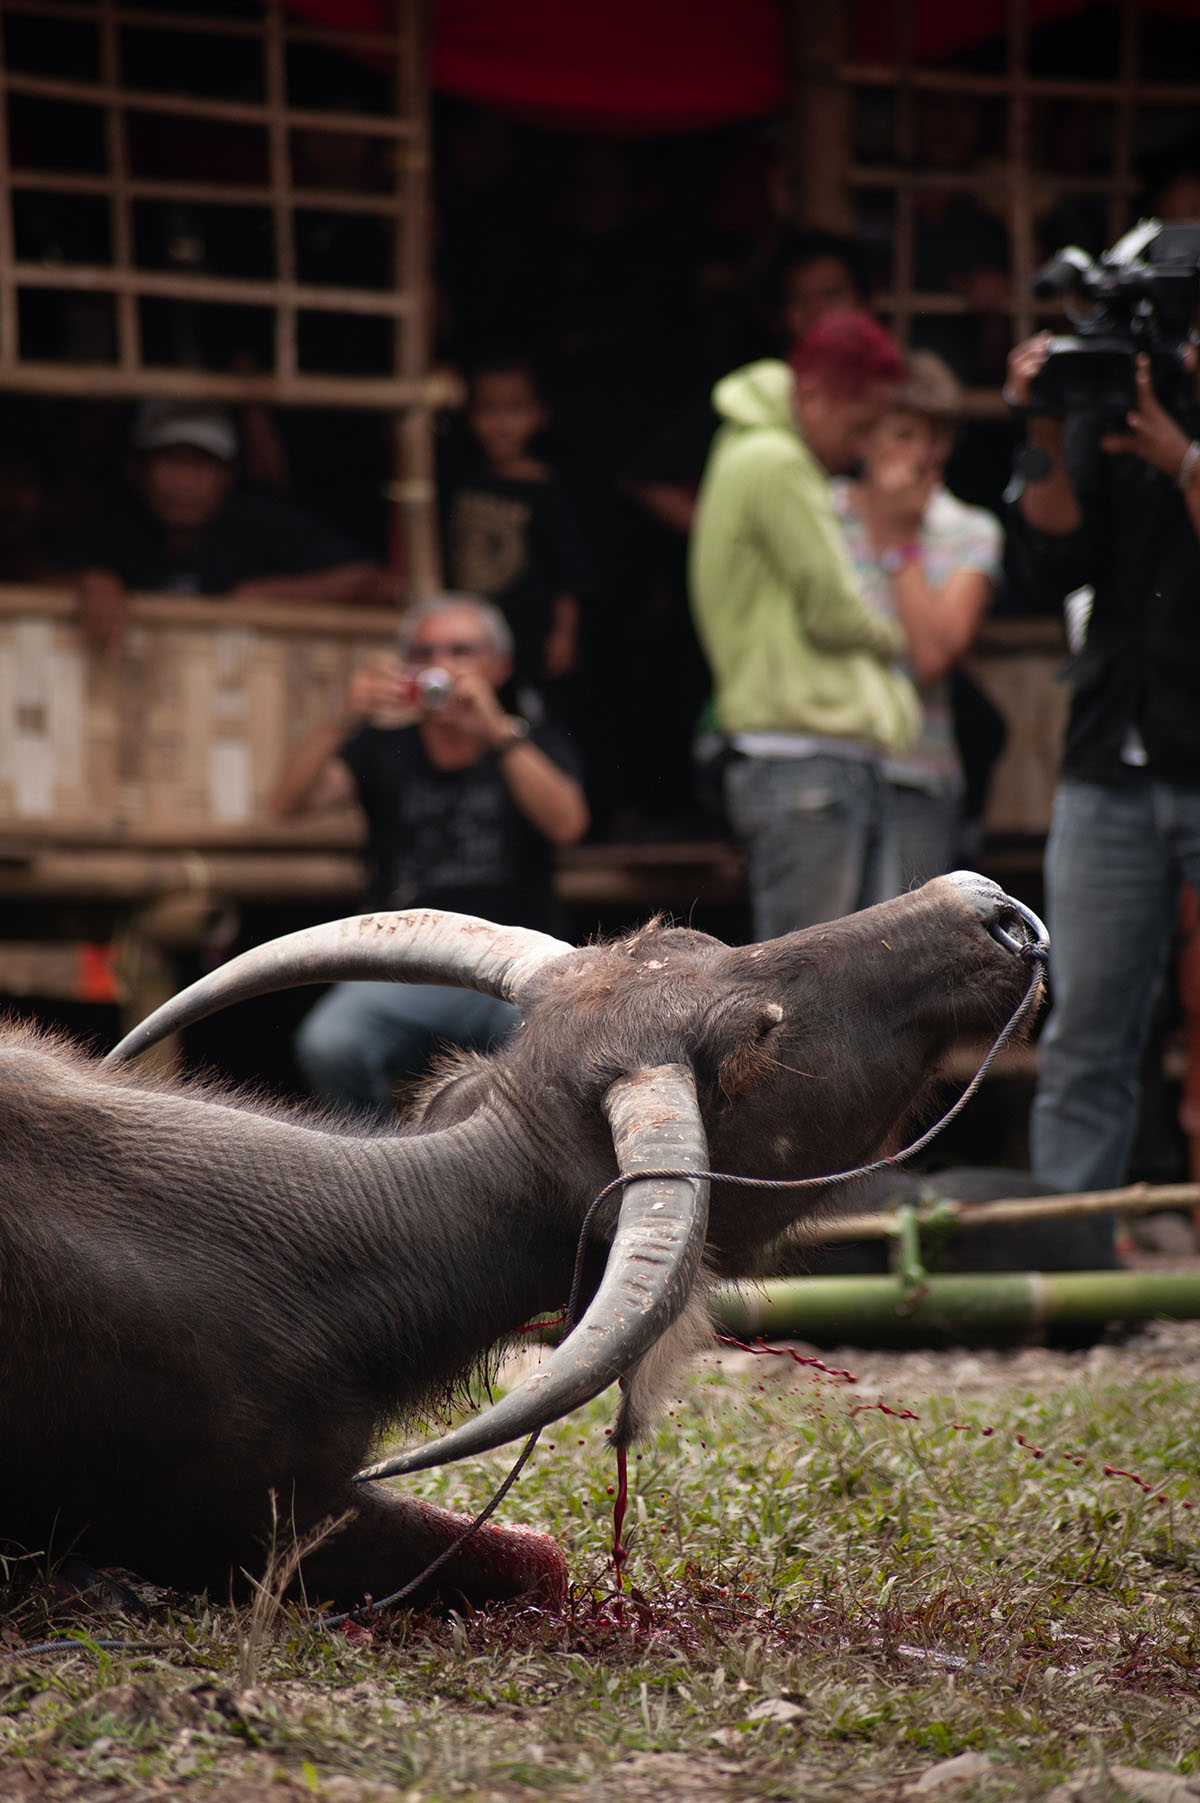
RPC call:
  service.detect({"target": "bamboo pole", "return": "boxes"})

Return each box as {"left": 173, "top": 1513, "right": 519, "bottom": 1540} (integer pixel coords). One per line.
{"left": 264, "top": 0, "right": 296, "bottom": 385}
{"left": 9, "top": 262, "right": 414, "bottom": 317}
{"left": 3, "top": 71, "right": 415, "bottom": 140}
{"left": 784, "top": 0, "right": 851, "bottom": 230}
{"left": 0, "top": 20, "right": 16, "bottom": 370}
{"left": 0, "top": 849, "right": 363, "bottom": 902}
{"left": 392, "top": 0, "right": 440, "bottom": 601}
{"left": 789, "top": 1182, "right": 1200, "bottom": 1246}
{"left": 841, "top": 65, "right": 1198, "bottom": 106}
{"left": 7, "top": 0, "right": 399, "bottom": 54}
{"left": 0, "top": 361, "right": 423, "bottom": 408}
{"left": 711, "top": 1269, "right": 1200, "bottom": 1348}
{"left": 7, "top": 170, "right": 407, "bottom": 216}
{"left": 100, "top": 0, "right": 139, "bottom": 375}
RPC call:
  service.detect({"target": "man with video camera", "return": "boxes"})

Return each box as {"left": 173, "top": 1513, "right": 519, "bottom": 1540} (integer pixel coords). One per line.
{"left": 1007, "top": 234, "right": 1200, "bottom": 1224}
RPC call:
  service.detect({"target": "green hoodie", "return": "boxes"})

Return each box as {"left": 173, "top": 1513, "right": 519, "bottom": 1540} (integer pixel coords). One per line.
{"left": 688, "top": 360, "right": 919, "bottom": 755}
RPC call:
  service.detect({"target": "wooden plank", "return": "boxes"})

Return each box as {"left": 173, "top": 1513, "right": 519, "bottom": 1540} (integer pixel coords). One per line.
{"left": 0, "top": 590, "right": 397, "bottom": 836}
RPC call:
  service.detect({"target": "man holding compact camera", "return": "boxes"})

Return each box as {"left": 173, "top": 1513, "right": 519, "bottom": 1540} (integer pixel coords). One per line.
{"left": 1007, "top": 281, "right": 1200, "bottom": 1212}
{"left": 271, "top": 593, "right": 588, "bottom": 1118}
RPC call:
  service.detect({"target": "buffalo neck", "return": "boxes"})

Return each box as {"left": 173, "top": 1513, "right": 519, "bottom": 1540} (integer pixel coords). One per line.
{"left": 315, "top": 1103, "right": 587, "bottom": 1403}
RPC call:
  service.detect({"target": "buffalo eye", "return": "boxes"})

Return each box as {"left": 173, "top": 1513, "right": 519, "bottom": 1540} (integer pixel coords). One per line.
{"left": 717, "top": 1002, "right": 785, "bottom": 1097}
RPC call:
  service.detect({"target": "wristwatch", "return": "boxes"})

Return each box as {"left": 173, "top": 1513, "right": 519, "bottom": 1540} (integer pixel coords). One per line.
{"left": 879, "top": 542, "right": 922, "bottom": 576}
{"left": 495, "top": 716, "right": 531, "bottom": 755}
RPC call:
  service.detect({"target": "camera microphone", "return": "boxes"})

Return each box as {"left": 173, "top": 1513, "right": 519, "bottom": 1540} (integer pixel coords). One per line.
{"left": 1032, "top": 245, "right": 1094, "bottom": 301}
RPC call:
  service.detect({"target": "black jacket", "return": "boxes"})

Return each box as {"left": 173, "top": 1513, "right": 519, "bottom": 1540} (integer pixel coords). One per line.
{"left": 1009, "top": 403, "right": 1200, "bottom": 787}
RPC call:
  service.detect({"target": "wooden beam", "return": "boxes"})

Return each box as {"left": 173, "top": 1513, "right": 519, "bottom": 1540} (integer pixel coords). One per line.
{"left": 783, "top": 0, "right": 851, "bottom": 231}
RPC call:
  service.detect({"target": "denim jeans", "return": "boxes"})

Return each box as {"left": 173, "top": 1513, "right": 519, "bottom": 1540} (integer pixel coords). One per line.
{"left": 724, "top": 752, "right": 899, "bottom": 940}
{"left": 295, "top": 980, "right": 521, "bottom": 1121}
{"left": 891, "top": 783, "right": 961, "bottom": 891}
{"left": 1031, "top": 776, "right": 1200, "bottom": 1196}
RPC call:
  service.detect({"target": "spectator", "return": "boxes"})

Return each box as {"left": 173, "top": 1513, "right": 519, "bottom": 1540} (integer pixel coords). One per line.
{"left": 441, "top": 354, "right": 596, "bottom": 717}
{"left": 626, "top": 227, "right": 877, "bottom": 540}
{"left": 688, "top": 311, "right": 919, "bottom": 939}
{"left": 54, "top": 401, "right": 391, "bottom": 648}
{"left": 1006, "top": 326, "right": 1200, "bottom": 1224}
{"left": 770, "top": 227, "right": 877, "bottom": 357}
{"left": 830, "top": 351, "right": 1003, "bottom": 886}
{"left": 606, "top": 229, "right": 879, "bottom": 838}
{"left": 271, "top": 593, "right": 588, "bottom": 1119}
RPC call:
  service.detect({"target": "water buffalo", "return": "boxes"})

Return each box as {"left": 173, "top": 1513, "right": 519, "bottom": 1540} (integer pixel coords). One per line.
{"left": 0, "top": 872, "right": 1043, "bottom": 1610}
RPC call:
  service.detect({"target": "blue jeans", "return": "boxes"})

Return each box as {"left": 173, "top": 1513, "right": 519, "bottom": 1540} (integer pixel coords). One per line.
{"left": 295, "top": 981, "right": 520, "bottom": 1121}
{"left": 1031, "top": 777, "right": 1200, "bottom": 1196}
{"left": 724, "top": 753, "right": 899, "bottom": 940}
{"left": 891, "top": 783, "right": 961, "bottom": 890}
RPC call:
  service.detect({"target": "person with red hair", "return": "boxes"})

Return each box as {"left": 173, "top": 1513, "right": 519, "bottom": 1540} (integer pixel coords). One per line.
{"left": 689, "top": 310, "right": 920, "bottom": 938}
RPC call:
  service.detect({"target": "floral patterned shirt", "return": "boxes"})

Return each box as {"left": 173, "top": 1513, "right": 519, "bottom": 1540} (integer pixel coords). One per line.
{"left": 829, "top": 481, "right": 1002, "bottom": 796}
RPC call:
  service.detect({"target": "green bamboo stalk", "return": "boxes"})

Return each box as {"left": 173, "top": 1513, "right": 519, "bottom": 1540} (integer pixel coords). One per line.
{"left": 709, "top": 1269, "right": 1200, "bottom": 1348}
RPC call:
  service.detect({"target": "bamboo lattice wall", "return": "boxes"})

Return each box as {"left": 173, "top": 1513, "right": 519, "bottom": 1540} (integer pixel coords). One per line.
{"left": 0, "top": 0, "right": 439, "bottom": 592}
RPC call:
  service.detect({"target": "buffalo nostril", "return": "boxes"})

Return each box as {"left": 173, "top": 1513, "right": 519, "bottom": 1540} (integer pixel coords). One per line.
{"left": 989, "top": 908, "right": 1028, "bottom": 955}
{"left": 987, "top": 898, "right": 1049, "bottom": 960}
{"left": 945, "top": 871, "right": 1049, "bottom": 958}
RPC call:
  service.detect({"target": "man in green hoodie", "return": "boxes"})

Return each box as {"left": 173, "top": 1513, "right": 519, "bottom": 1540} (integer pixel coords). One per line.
{"left": 689, "top": 310, "right": 920, "bottom": 940}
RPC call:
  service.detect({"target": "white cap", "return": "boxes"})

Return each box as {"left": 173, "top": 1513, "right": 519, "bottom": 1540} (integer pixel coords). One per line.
{"left": 134, "top": 402, "right": 238, "bottom": 463}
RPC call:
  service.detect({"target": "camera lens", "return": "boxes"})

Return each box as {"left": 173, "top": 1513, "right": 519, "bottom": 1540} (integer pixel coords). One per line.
{"left": 415, "top": 666, "right": 452, "bottom": 709}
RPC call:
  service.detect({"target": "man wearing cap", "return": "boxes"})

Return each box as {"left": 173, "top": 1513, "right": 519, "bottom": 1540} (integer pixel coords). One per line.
{"left": 55, "top": 401, "right": 388, "bottom": 647}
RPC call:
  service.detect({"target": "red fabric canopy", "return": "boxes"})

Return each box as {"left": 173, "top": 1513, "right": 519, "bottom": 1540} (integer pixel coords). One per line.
{"left": 430, "top": 0, "right": 787, "bottom": 132}
{"left": 284, "top": 2, "right": 1200, "bottom": 134}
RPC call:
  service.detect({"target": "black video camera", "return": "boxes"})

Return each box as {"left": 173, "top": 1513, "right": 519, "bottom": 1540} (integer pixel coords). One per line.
{"left": 1030, "top": 218, "right": 1200, "bottom": 418}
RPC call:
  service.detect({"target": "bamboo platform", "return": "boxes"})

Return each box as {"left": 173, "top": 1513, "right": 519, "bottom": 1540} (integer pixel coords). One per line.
{"left": 0, "top": 591, "right": 1064, "bottom": 898}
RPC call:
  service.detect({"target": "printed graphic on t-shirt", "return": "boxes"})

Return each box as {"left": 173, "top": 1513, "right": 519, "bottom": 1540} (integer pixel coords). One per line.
{"left": 383, "top": 762, "right": 514, "bottom": 907}
{"left": 448, "top": 489, "right": 531, "bottom": 597}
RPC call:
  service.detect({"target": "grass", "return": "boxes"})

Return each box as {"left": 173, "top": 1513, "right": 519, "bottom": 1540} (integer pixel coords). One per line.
{"left": 3, "top": 1324, "right": 1200, "bottom": 1801}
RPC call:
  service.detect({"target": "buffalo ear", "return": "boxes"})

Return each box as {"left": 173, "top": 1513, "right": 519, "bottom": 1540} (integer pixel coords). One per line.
{"left": 716, "top": 1001, "right": 784, "bottom": 1098}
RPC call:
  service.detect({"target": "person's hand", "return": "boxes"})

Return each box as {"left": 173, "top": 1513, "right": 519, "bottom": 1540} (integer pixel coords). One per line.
{"left": 1100, "top": 353, "right": 1193, "bottom": 476}
{"left": 77, "top": 570, "right": 130, "bottom": 650}
{"left": 1004, "top": 332, "right": 1055, "bottom": 409}
{"left": 344, "top": 652, "right": 409, "bottom": 725}
{"left": 871, "top": 450, "right": 938, "bottom": 541}
{"left": 441, "top": 662, "right": 510, "bottom": 745}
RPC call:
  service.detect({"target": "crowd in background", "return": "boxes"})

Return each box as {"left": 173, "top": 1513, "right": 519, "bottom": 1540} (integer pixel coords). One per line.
{"left": 3, "top": 92, "right": 1200, "bottom": 1210}
{"left": 6, "top": 92, "right": 1199, "bottom": 847}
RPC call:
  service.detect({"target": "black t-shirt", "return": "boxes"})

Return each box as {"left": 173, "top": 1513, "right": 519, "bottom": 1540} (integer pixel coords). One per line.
{"left": 1008, "top": 402, "right": 1200, "bottom": 786}
{"left": 340, "top": 722, "right": 582, "bottom": 934}
{"left": 52, "top": 486, "right": 363, "bottom": 593}
{"left": 441, "top": 465, "right": 597, "bottom": 685}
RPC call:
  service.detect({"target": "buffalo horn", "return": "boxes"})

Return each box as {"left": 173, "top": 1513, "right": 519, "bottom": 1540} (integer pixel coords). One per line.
{"left": 102, "top": 909, "right": 573, "bottom": 1066}
{"left": 356, "top": 1063, "right": 710, "bottom": 1481}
